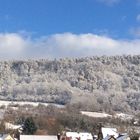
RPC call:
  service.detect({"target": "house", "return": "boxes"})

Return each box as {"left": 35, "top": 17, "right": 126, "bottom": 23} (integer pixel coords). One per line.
{"left": 20, "top": 135, "right": 58, "bottom": 140}
{"left": 0, "top": 134, "right": 14, "bottom": 140}
{"left": 101, "top": 128, "right": 119, "bottom": 139}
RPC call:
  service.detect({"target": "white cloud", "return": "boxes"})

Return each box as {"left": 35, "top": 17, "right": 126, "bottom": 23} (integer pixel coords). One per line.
{"left": 97, "top": 0, "right": 121, "bottom": 6}
{"left": 1, "top": 32, "right": 140, "bottom": 59}
{"left": 0, "top": 33, "right": 30, "bottom": 59}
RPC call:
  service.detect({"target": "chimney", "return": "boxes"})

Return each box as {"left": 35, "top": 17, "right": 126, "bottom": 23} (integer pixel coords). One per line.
{"left": 57, "top": 133, "right": 61, "bottom": 140}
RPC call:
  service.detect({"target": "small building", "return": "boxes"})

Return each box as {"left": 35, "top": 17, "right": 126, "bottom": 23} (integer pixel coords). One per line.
{"left": 20, "top": 135, "right": 58, "bottom": 140}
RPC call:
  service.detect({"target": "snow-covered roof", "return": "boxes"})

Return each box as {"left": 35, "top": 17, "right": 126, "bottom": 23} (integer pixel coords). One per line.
{"left": 20, "top": 135, "right": 58, "bottom": 140}
{"left": 66, "top": 132, "right": 93, "bottom": 140}
{"left": 102, "top": 128, "right": 119, "bottom": 138}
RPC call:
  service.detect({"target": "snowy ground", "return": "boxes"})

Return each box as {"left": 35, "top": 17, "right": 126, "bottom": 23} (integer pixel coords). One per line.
{"left": 0, "top": 100, "right": 65, "bottom": 108}
{"left": 81, "top": 111, "right": 134, "bottom": 120}
{"left": 81, "top": 111, "right": 112, "bottom": 118}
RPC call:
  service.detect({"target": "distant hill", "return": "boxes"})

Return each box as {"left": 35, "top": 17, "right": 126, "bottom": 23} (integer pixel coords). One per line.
{"left": 0, "top": 55, "right": 140, "bottom": 113}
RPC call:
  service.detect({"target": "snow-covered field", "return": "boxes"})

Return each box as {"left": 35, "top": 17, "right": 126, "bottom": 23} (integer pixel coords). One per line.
{"left": 81, "top": 111, "right": 112, "bottom": 118}
{"left": 81, "top": 111, "right": 134, "bottom": 120}
{"left": 0, "top": 100, "right": 64, "bottom": 108}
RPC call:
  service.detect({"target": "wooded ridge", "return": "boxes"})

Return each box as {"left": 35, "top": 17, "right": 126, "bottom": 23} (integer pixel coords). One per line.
{"left": 0, "top": 55, "right": 140, "bottom": 113}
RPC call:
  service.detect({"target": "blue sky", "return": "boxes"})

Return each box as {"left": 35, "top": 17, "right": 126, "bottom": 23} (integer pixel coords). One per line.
{"left": 1, "top": 0, "right": 139, "bottom": 38}
{"left": 1, "top": 0, "right": 140, "bottom": 59}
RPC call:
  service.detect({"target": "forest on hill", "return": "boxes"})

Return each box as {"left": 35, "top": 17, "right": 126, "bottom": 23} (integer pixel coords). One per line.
{"left": 0, "top": 55, "right": 140, "bottom": 113}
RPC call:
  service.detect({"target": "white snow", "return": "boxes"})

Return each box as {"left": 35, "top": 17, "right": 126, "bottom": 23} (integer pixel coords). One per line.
{"left": 80, "top": 111, "right": 134, "bottom": 120}
{"left": 81, "top": 111, "right": 112, "bottom": 118}
{"left": 0, "top": 100, "right": 64, "bottom": 108}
